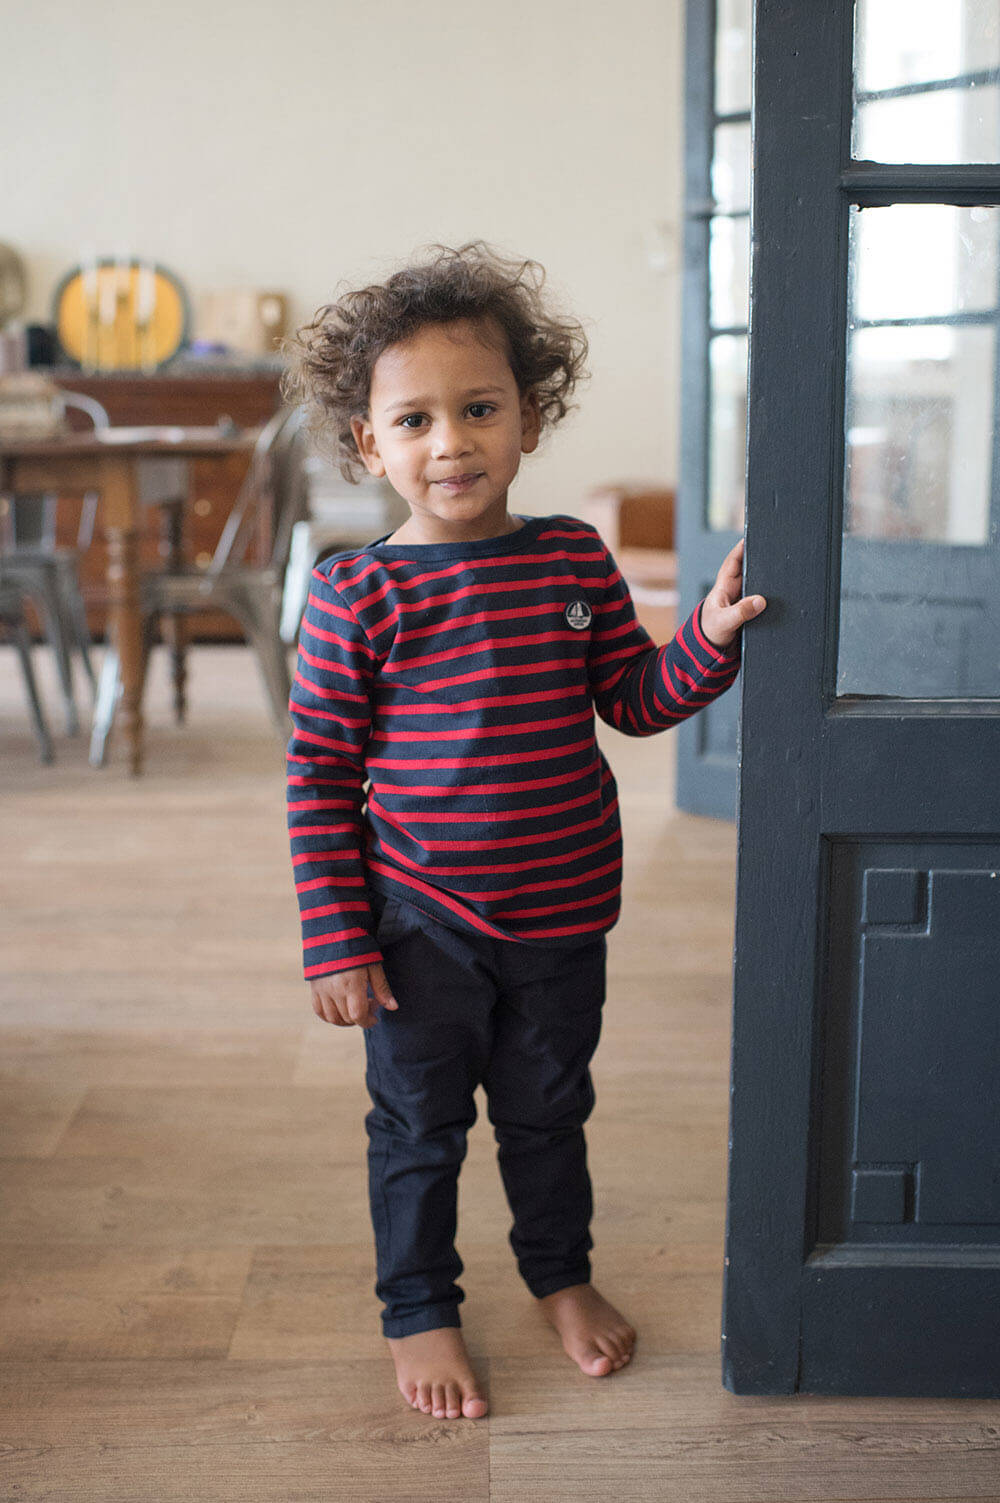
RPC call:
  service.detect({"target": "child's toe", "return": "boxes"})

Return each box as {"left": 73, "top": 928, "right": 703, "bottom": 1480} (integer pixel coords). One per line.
{"left": 444, "top": 1381, "right": 463, "bottom": 1417}
{"left": 463, "top": 1390, "right": 489, "bottom": 1418}
{"left": 581, "top": 1343, "right": 613, "bottom": 1375}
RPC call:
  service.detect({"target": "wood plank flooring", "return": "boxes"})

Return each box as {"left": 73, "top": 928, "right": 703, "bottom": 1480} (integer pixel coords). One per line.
{"left": 2, "top": 642, "right": 999, "bottom": 1501}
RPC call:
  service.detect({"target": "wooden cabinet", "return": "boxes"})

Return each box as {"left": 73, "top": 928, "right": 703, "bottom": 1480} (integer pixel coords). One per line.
{"left": 50, "top": 367, "right": 282, "bottom": 640}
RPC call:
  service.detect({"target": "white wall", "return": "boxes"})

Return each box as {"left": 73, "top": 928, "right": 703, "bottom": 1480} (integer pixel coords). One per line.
{"left": 4, "top": 0, "right": 686, "bottom": 515}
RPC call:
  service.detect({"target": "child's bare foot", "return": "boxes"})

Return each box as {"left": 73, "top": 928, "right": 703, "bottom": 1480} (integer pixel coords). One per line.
{"left": 386, "top": 1326, "right": 488, "bottom": 1419}
{"left": 537, "top": 1282, "right": 637, "bottom": 1377}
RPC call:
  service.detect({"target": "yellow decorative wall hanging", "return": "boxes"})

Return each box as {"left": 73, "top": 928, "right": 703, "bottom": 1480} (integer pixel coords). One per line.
{"left": 53, "top": 260, "right": 189, "bottom": 372}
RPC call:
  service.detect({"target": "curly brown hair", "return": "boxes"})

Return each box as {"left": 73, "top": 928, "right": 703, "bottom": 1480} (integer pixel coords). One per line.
{"left": 279, "top": 240, "right": 590, "bottom": 483}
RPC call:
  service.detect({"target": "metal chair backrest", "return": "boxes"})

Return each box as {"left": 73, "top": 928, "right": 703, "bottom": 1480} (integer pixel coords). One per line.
{"left": 203, "top": 405, "right": 308, "bottom": 582}
{"left": 2, "top": 391, "right": 108, "bottom": 553}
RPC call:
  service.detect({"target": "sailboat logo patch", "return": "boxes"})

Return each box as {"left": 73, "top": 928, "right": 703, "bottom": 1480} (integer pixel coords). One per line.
{"left": 565, "top": 599, "right": 592, "bottom": 631}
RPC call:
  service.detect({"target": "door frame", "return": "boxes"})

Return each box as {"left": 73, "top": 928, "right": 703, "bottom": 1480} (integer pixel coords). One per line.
{"left": 677, "top": 0, "right": 746, "bottom": 819}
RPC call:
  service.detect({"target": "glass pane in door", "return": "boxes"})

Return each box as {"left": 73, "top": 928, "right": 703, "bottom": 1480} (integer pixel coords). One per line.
{"left": 715, "top": 0, "right": 752, "bottom": 115}
{"left": 708, "top": 334, "right": 748, "bottom": 532}
{"left": 854, "top": 0, "right": 1000, "bottom": 163}
{"left": 710, "top": 213, "right": 750, "bottom": 329}
{"left": 712, "top": 122, "right": 750, "bottom": 213}
{"left": 837, "top": 204, "right": 1000, "bottom": 697}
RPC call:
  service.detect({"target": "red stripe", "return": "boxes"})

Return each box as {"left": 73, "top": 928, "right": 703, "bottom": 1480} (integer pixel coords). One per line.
{"left": 399, "top": 657, "right": 585, "bottom": 692}
{"left": 304, "top": 590, "right": 360, "bottom": 625}
{"left": 368, "top": 708, "right": 592, "bottom": 744}
{"left": 354, "top": 572, "right": 606, "bottom": 614}
{"left": 367, "top": 852, "right": 621, "bottom": 902}
{"left": 378, "top": 687, "right": 588, "bottom": 715}
{"left": 295, "top": 873, "right": 366, "bottom": 892}
{"left": 289, "top": 702, "right": 369, "bottom": 729}
{"left": 287, "top": 748, "right": 356, "bottom": 763}
{"left": 368, "top": 804, "right": 619, "bottom": 851}
{"left": 339, "top": 547, "right": 605, "bottom": 594}
{"left": 287, "top": 774, "right": 356, "bottom": 787}
{"left": 301, "top": 615, "right": 376, "bottom": 654}
{"left": 292, "top": 726, "right": 365, "bottom": 755}
{"left": 367, "top": 872, "right": 510, "bottom": 939}
{"left": 385, "top": 598, "right": 570, "bottom": 643}
{"left": 300, "top": 899, "right": 370, "bottom": 921}
{"left": 369, "top": 760, "right": 603, "bottom": 797}
{"left": 494, "top": 886, "right": 618, "bottom": 919}
{"left": 365, "top": 852, "right": 622, "bottom": 901}
{"left": 509, "top": 916, "right": 613, "bottom": 938}
{"left": 372, "top": 827, "right": 619, "bottom": 877}
{"left": 368, "top": 787, "right": 599, "bottom": 824}
{"left": 290, "top": 821, "right": 361, "bottom": 837}
{"left": 536, "top": 526, "right": 598, "bottom": 541}
{"left": 305, "top": 951, "right": 381, "bottom": 978}
{"left": 366, "top": 735, "right": 595, "bottom": 770}
{"left": 295, "top": 645, "right": 366, "bottom": 682}
{"left": 303, "top": 925, "right": 370, "bottom": 949}
{"left": 288, "top": 798, "right": 355, "bottom": 813}
{"left": 658, "top": 657, "right": 691, "bottom": 708}
{"left": 383, "top": 628, "right": 588, "bottom": 672}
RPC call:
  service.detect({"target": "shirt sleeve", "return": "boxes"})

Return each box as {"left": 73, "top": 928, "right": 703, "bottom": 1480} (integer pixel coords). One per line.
{"left": 286, "top": 567, "right": 382, "bottom": 980}
{"left": 587, "top": 539, "right": 741, "bottom": 736}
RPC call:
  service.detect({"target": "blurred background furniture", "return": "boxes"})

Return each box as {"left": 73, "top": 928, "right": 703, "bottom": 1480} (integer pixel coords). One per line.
{"left": 48, "top": 369, "right": 283, "bottom": 640}
{"left": 0, "top": 389, "right": 107, "bottom": 734}
{"left": 89, "top": 405, "right": 309, "bottom": 766}
{"left": 580, "top": 482, "right": 677, "bottom": 641}
{"left": 0, "top": 579, "right": 54, "bottom": 762}
{"left": 1, "top": 424, "right": 261, "bottom": 773}
{"left": 279, "top": 462, "right": 403, "bottom": 643}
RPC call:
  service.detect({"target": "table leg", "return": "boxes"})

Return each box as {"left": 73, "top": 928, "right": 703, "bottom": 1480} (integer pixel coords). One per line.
{"left": 100, "top": 457, "right": 144, "bottom": 774}
{"left": 159, "top": 498, "right": 187, "bottom": 723}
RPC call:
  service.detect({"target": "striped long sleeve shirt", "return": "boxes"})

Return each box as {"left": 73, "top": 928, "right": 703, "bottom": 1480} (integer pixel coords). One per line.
{"left": 287, "top": 514, "right": 740, "bottom": 979}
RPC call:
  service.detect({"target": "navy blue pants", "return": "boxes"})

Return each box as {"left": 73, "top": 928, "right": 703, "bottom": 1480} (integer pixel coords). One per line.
{"left": 363, "top": 891, "right": 607, "bottom": 1338}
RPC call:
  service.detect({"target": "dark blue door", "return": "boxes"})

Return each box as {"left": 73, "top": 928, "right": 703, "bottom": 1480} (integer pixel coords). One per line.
{"left": 722, "top": 0, "right": 1000, "bottom": 1396}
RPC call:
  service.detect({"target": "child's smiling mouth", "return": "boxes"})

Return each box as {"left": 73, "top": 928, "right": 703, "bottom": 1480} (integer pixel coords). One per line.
{"left": 435, "top": 473, "right": 483, "bottom": 490}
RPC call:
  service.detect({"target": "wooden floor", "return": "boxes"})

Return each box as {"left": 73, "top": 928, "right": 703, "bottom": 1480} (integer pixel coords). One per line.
{"left": 2, "top": 643, "right": 999, "bottom": 1501}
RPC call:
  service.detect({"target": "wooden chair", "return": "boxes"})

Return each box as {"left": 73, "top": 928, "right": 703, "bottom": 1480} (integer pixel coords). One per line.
{"left": 89, "top": 405, "right": 309, "bottom": 765}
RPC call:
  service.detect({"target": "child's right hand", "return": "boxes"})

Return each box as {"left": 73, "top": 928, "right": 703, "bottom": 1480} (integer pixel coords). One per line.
{"left": 310, "top": 963, "right": 398, "bottom": 1029}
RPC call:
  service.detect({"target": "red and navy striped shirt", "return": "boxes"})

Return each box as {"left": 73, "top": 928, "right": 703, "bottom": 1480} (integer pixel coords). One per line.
{"left": 287, "top": 514, "right": 740, "bottom": 979}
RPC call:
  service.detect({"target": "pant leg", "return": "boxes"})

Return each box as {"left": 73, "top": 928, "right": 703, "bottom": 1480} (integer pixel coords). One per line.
{"left": 363, "top": 895, "right": 496, "bottom": 1338}
{"left": 484, "top": 934, "right": 607, "bottom": 1299}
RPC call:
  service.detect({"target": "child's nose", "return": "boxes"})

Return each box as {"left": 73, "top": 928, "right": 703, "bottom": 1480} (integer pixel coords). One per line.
{"left": 431, "top": 419, "right": 473, "bottom": 457}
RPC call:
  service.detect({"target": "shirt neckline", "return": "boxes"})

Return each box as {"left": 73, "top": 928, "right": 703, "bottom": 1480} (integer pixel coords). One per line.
{"left": 365, "top": 514, "right": 546, "bottom": 561}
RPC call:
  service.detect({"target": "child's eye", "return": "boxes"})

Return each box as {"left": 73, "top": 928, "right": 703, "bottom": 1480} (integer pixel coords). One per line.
{"left": 467, "top": 402, "right": 494, "bottom": 418}
{"left": 399, "top": 414, "right": 426, "bottom": 430}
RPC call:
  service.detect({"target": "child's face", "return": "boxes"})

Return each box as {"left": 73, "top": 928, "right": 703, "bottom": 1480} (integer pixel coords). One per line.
{"left": 350, "top": 317, "right": 540, "bottom": 543}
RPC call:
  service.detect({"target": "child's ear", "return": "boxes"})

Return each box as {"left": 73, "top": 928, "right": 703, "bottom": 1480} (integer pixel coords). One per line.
{"left": 520, "top": 388, "right": 541, "bottom": 454}
{"left": 350, "top": 414, "right": 386, "bottom": 478}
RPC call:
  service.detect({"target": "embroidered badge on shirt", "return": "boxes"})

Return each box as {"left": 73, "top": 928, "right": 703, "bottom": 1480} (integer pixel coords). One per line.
{"left": 565, "top": 599, "right": 592, "bottom": 631}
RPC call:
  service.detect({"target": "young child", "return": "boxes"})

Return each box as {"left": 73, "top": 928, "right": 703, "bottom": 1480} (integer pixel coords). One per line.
{"left": 282, "top": 241, "right": 765, "bottom": 1423}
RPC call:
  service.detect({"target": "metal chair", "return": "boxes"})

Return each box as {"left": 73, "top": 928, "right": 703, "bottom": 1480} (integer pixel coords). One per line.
{"left": 0, "top": 580, "right": 55, "bottom": 763}
{"left": 89, "top": 405, "right": 309, "bottom": 766}
{"left": 0, "top": 390, "right": 107, "bottom": 734}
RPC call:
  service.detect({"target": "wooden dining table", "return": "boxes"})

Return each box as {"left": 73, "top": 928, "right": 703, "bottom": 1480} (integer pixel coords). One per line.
{"left": 0, "top": 425, "right": 260, "bottom": 774}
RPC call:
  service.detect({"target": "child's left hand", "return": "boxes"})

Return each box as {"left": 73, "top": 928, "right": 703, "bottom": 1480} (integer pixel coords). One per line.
{"left": 699, "top": 538, "right": 766, "bottom": 651}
